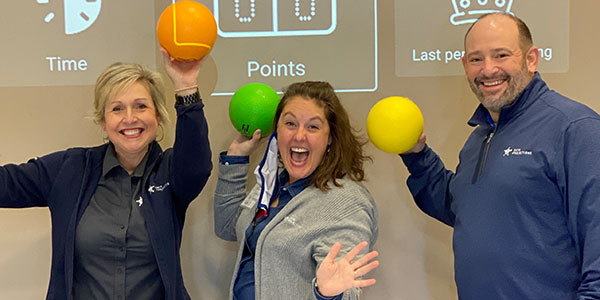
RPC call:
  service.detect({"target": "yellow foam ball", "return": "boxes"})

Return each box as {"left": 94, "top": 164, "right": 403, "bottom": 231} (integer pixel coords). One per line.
{"left": 157, "top": 1, "right": 217, "bottom": 60}
{"left": 367, "top": 96, "right": 424, "bottom": 154}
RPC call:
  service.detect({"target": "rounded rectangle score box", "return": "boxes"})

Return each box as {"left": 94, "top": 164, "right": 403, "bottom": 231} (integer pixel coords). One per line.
{"left": 214, "top": 0, "right": 336, "bottom": 38}
{"left": 394, "top": 0, "right": 569, "bottom": 77}
{"left": 216, "top": 0, "right": 274, "bottom": 33}
{"left": 202, "top": 0, "right": 377, "bottom": 94}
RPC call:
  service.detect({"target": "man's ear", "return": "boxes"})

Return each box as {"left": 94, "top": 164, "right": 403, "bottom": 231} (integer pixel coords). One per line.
{"left": 525, "top": 46, "right": 539, "bottom": 74}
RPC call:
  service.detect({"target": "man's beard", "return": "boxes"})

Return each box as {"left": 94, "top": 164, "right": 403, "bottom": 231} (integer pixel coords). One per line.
{"left": 468, "top": 62, "right": 531, "bottom": 113}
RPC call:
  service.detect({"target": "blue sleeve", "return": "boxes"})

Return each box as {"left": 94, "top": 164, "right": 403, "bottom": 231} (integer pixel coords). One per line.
{"left": 400, "top": 145, "right": 456, "bottom": 226}
{"left": 0, "top": 151, "right": 66, "bottom": 208}
{"left": 169, "top": 100, "right": 213, "bottom": 205}
{"left": 312, "top": 278, "right": 343, "bottom": 300}
{"left": 559, "top": 118, "right": 600, "bottom": 299}
{"left": 219, "top": 151, "right": 249, "bottom": 165}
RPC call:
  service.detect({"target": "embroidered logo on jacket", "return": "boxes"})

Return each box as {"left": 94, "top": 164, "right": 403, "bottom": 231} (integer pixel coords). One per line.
{"left": 148, "top": 182, "right": 170, "bottom": 193}
{"left": 503, "top": 146, "right": 532, "bottom": 157}
{"left": 284, "top": 216, "right": 302, "bottom": 228}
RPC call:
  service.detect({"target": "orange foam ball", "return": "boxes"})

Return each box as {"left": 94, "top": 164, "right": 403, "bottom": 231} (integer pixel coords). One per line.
{"left": 157, "top": 1, "right": 217, "bottom": 60}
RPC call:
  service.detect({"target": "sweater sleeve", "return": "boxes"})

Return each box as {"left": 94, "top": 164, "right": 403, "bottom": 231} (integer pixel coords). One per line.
{"left": 559, "top": 118, "right": 600, "bottom": 299}
{"left": 400, "top": 145, "right": 456, "bottom": 226}
{"left": 169, "top": 100, "right": 213, "bottom": 207}
{"left": 213, "top": 160, "right": 250, "bottom": 242}
{"left": 0, "top": 151, "right": 66, "bottom": 208}
{"left": 311, "top": 184, "right": 378, "bottom": 300}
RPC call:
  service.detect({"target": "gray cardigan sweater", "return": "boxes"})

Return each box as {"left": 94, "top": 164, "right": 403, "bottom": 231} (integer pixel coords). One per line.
{"left": 214, "top": 162, "right": 378, "bottom": 300}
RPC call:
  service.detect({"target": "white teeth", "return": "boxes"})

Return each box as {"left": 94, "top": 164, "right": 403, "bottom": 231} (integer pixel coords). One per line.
{"left": 123, "top": 129, "right": 141, "bottom": 136}
{"left": 291, "top": 147, "right": 308, "bottom": 153}
{"left": 482, "top": 80, "right": 504, "bottom": 87}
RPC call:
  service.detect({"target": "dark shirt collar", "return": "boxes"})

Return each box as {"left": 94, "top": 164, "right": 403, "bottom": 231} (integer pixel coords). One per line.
{"left": 102, "top": 143, "right": 149, "bottom": 177}
{"left": 278, "top": 169, "right": 312, "bottom": 198}
{"left": 468, "top": 72, "right": 549, "bottom": 128}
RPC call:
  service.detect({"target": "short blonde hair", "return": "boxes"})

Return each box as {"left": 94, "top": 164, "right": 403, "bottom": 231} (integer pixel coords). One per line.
{"left": 93, "top": 62, "right": 170, "bottom": 124}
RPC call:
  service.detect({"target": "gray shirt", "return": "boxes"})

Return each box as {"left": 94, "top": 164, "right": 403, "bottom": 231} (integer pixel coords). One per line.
{"left": 73, "top": 144, "right": 164, "bottom": 300}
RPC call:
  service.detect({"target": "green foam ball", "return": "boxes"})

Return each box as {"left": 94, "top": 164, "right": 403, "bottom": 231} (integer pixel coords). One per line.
{"left": 229, "top": 83, "right": 280, "bottom": 137}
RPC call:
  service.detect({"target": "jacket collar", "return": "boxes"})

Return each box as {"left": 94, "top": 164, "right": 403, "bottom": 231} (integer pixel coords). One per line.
{"left": 468, "top": 72, "right": 549, "bottom": 128}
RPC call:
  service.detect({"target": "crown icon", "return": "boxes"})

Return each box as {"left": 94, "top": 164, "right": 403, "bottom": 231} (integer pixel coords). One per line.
{"left": 450, "top": 0, "right": 514, "bottom": 25}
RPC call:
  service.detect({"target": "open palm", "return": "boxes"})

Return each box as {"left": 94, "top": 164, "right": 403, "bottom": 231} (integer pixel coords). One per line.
{"left": 315, "top": 241, "right": 379, "bottom": 297}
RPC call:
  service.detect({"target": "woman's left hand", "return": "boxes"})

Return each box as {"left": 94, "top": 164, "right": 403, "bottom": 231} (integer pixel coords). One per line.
{"left": 160, "top": 48, "right": 203, "bottom": 92}
{"left": 315, "top": 241, "right": 379, "bottom": 297}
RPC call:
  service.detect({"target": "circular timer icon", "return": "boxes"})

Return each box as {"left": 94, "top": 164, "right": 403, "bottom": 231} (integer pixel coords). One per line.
{"left": 38, "top": 0, "right": 102, "bottom": 35}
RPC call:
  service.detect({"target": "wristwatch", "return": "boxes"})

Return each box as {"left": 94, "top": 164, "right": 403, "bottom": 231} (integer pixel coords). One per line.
{"left": 175, "top": 90, "right": 201, "bottom": 105}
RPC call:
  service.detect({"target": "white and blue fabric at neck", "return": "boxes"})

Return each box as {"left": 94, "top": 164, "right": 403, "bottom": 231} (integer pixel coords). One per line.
{"left": 253, "top": 132, "right": 279, "bottom": 216}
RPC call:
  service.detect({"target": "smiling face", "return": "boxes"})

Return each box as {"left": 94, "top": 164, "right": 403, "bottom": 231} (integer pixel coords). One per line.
{"left": 277, "top": 96, "right": 331, "bottom": 184}
{"left": 100, "top": 81, "right": 160, "bottom": 163}
{"left": 462, "top": 14, "right": 538, "bottom": 115}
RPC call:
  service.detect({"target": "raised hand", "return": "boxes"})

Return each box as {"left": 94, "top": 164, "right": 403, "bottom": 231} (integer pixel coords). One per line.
{"left": 403, "top": 132, "right": 426, "bottom": 154}
{"left": 227, "top": 129, "right": 266, "bottom": 157}
{"left": 315, "top": 241, "right": 379, "bottom": 297}
{"left": 160, "top": 48, "right": 203, "bottom": 92}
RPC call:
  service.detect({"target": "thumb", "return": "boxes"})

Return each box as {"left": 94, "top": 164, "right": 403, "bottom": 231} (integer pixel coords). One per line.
{"left": 251, "top": 129, "right": 262, "bottom": 141}
{"left": 403, "top": 132, "right": 426, "bottom": 154}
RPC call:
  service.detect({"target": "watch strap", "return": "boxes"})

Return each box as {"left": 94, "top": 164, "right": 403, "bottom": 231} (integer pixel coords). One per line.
{"left": 175, "top": 90, "right": 201, "bottom": 105}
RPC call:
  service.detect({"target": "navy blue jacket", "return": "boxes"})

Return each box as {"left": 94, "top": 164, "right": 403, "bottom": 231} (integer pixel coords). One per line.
{"left": 0, "top": 101, "right": 212, "bottom": 300}
{"left": 402, "top": 73, "right": 600, "bottom": 299}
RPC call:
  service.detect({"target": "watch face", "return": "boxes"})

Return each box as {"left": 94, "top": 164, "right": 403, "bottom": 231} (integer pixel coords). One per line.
{"left": 64, "top": 0, "right": 102, "bottom": 35}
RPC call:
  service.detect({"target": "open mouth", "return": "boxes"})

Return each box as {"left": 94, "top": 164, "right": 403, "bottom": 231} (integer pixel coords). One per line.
{"left": 476, "top": 74, "right": 509, "bottom": 89}
{"left": 481, "top": 79, "right": 506, "bottom": 87}
{"left": 290, "top": 147, "right": 309, "bottom": 165}
{"left": 121, "top": 128, "right": 143, "bottom": 137}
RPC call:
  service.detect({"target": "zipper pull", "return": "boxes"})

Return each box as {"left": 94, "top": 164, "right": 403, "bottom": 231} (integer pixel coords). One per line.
{"left": 486, "top": 131, "right": 495, "bottom": 143}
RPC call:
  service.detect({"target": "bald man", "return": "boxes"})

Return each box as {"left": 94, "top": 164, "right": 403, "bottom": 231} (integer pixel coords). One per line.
{"left": 400, "top": 13, "right": 600, "bottom": 299}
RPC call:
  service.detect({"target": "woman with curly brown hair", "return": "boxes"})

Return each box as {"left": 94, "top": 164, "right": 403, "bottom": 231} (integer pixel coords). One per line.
{"left": 214, "top": 81, "right": 379, "bottom": 300}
